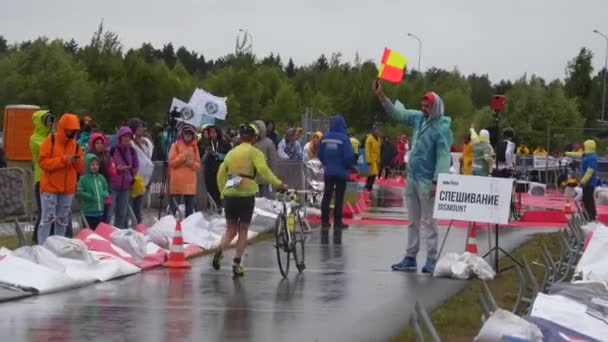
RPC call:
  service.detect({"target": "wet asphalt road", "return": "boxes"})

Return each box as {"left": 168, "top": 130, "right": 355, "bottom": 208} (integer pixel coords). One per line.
{"left": 0, "top": 187, "right": 559, "bottom": 342}
{"left": 0, "top": 224, "right": 555, "bottom": 342}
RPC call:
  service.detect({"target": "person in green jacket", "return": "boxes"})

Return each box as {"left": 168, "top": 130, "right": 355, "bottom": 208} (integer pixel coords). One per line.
{"left": 29, "top": 110, "right": 54, "bottom": 243}
{"left": 76, "top": 154, "right": 109, "bottom": 230}
{"left": 470, "top": 127, "right": 495, "bottom": 177}
{"left": 212, "top": 123, "right": 288, "bottom": 276}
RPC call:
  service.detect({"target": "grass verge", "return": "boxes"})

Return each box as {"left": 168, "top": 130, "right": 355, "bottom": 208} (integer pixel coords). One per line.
{"left": 391, "top": 232, "right": 561, "bottom": 342}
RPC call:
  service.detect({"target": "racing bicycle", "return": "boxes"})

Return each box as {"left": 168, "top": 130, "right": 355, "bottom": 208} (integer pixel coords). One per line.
{"left": 274, "top": 189, "right": 307, "bottom": 277}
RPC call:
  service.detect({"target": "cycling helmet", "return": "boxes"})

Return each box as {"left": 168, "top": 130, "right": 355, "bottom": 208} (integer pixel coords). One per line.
{"left": 239, "top": 124, "right": 257, "bottom": 137}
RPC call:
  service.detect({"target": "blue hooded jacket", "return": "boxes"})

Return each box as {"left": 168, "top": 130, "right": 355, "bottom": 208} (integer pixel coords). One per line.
{"left": 317, "top": 115, "right": 355, "bottom": 178}
{"left": 382, "top": 92, "right": 453, "bottom": 191}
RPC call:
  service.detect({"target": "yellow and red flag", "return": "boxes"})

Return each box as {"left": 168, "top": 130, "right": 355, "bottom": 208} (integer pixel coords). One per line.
{"left": 378, "top": 48, "right": 407, "bottom": 83}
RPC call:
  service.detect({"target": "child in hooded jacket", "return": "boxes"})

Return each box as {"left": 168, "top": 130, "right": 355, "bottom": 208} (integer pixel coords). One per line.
{"left": 169, "top": 124, "right": 201, "bottom": 218}
{"left": 77, "top": 154, "right": 110, "bottom": 229}
{"left": 109, "top": 126, "right": 139, "bottom": 228}
{"left": 89, "top": 133, "right": 116, "bottom": 222}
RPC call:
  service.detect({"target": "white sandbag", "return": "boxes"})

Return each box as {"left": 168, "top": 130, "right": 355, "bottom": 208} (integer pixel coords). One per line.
{"left": 150, "top": 215, "right": 178, "bottom": 235}
{"left": 582, "top": 221, "right": 605, "bottom": 235}
{"left": 209, "top": 218, "right": 227, "bottom": 235}
{"left": 575, "top": 230, "right": 608, "bottom": 282}
{"left": 147, "top": 228, "right": 171, "bottom": 249}
{"left": 147, "top": 215, "right": 177, "bottom": 248}
{"left": 433, "top": 253, "right": 459, "bottom": 278}
{"left": 0, "top": 248, "right": 88, "bottom": 294}
{"left": 43, "top": 236, "right": 98, "bottom": 265}
{"left": 451, "top": 261, "right": 471, "bottom": 280}
{"left": 13, "top": 246, "right": 66, "bottom": 273}
{"left": 110, "top": 229, "right": 149, "bottom": 261}
{"left": 531, "top": 293, "right": 608, "bottom": 341}
{"left": 182, "top": 212, "right": 209, "bottom": 230}
{"left": 88, "top": 251, "right": 141, "bottom": 278}
{"left": 54, "top": 257, "right": 104, "bottom": 283}
{"left": 459, "top": 252, "right": 496, "bottom": 280}
{"left": 474, "top": 308, "right": 543, "bottom": 342}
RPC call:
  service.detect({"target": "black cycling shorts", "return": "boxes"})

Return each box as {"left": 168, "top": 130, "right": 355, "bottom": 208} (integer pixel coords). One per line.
{"left": 224, "top": 196, "right": 256, "bottom": 224}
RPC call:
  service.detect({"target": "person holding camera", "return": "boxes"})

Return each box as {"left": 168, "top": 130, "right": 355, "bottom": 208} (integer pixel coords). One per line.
{"left": 200, "top": 125, "right": 231, "bottom": 213}
{"left": 37, "top": 113, "right": 85, "bottom": 244}
{"left": 373, "top": 81, "right": 453, "bottom": 274}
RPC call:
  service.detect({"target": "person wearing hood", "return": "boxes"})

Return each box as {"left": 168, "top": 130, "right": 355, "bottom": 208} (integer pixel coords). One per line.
{"left": 77, "top": 116, "right": 96, "bottom": 152}
{"left": 253, "top": 120, "right": 279, "bottom": 198}
{"left": 364, "top": 123, "right": 382, "bottom": 191}
{"left": 374, "top": 81, "right": 453, "bottom": 274}
{"left": 77, "top": 154, "right": 110, "bottom": 230}
{"left": 278, "top": 128, "right": 303, "bottom": 160}
{"left": 129, "top": 118, "right": 154, "bottom": 224}
{"left": 380, "top": 135, "right": 397, "bottom": 179}
{"left": 533, "top": 145, "right": 547, "bottom": 155}
{"left": 88, "top": 132, "right": 116, "bottom": 223}
{"left": 30, "top": 110, "right": 55, "bottom": 243}
{"left": 566, "top": 140, "right": 599, "bottom": 221}
{"left": 200, "top": 125, "right": 231, "bottom": 213}
{"left": 318, "top": 115, "right": 355, "bottom": 230}
{"left": 169, "top": 124, "right": 201, "bottom": 218}
{"left": 470, "top": 127, "right": 495, "bottom": 177}
{"left": 109, "top": 126, "right": 139, "bottom": 228}
{"left": 265, "top": 120, "right": 281, "bottom": 148}
{"left": 37, "top": 113, "right": 85, "bottom": 244}
{"left": 303, "top": 131, "right": 323, "bottom": 162}
{"left": 460, "top": 133, "right": 474, "bottom": 175}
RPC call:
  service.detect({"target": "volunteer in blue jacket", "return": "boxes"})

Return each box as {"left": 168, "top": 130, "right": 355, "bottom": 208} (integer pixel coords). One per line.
{"left": 317, "top": 115, "right": 356, "bottom": 230}
{"left": 374, "top": 80, "right": 453, "bottom": 274}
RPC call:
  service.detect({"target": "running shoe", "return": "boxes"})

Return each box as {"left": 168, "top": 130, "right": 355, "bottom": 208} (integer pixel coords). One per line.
{"left": 232, "top": 263, "right": 245, "bottom": 276}
{"left": 212, "top": 250, "right": 223, "bottom": 270}
{"left": 421, "top": 258, "right": 437, "bottom": 274}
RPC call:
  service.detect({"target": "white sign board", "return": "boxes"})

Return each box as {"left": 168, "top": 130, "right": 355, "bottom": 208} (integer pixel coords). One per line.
{"left": 433, "top": 173, "right": 514, "bottom": 225}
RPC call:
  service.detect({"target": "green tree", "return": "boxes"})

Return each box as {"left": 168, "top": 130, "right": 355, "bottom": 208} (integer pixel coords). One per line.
{"left": 565, "top": 47, "right": 595, "bottom": 127}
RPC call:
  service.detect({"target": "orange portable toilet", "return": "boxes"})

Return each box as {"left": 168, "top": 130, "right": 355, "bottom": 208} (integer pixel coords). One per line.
{"left": 3, "top": 105, "right": 40, "bottom": 161}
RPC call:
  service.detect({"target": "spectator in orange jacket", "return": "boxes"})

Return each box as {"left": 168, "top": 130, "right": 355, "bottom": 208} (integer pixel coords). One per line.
{"left": 37, "top": 113, "right": 84, "bottom": 244}
{"left": 169, "top": 124, "right": 201, "bottom": 218}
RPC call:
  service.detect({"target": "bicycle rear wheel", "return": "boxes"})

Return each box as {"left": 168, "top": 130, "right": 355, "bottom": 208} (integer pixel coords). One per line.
{"left": 275, "top": 213, "right": 290, "bottom": 278}
{"left": 292, "top": 212, "right": 306, "bottom": 273}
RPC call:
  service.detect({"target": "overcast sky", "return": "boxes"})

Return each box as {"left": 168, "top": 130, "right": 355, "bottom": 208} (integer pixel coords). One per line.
{"left": 2, "top": 0, "right": 607, "bottom": 82}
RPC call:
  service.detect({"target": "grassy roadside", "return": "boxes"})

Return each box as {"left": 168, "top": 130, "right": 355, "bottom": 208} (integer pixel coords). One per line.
{"left": 391, "top": 232, "right": 561, "bottom": 342}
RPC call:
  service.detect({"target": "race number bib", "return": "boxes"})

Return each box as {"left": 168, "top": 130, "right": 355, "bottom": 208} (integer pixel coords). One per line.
{"left": 226, "top": 176, "right": 242, "bottom": 189}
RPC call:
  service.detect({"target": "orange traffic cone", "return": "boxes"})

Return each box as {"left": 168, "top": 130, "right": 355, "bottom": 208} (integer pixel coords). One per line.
{"left": 163, "top": 220, "right": 191, "bottom": 268}
{"left": 563, "top": 198, "right": 574, "bottom": 215}
{"left": 465, "top": 223, "right": 478, "bottom": 254}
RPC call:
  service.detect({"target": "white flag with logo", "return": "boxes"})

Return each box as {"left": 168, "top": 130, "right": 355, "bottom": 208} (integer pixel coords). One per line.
{"left": 189, "top": 88, "right": 228, "bottom": 120}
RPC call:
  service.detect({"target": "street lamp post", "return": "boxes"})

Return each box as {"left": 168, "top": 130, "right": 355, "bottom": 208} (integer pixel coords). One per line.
{"left": 594, "top": 29, "right": 608, "bottom": 121}
{"left": 407, "top": 33, "right": 422, "bottom": 72}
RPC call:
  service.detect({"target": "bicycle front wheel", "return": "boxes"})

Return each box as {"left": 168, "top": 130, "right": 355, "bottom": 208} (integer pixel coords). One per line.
{"left": 292, "top": 212, "right": 306, "bottom": 273}
{"left": 275, "top": 213, "right": 290, "bottom": 278}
